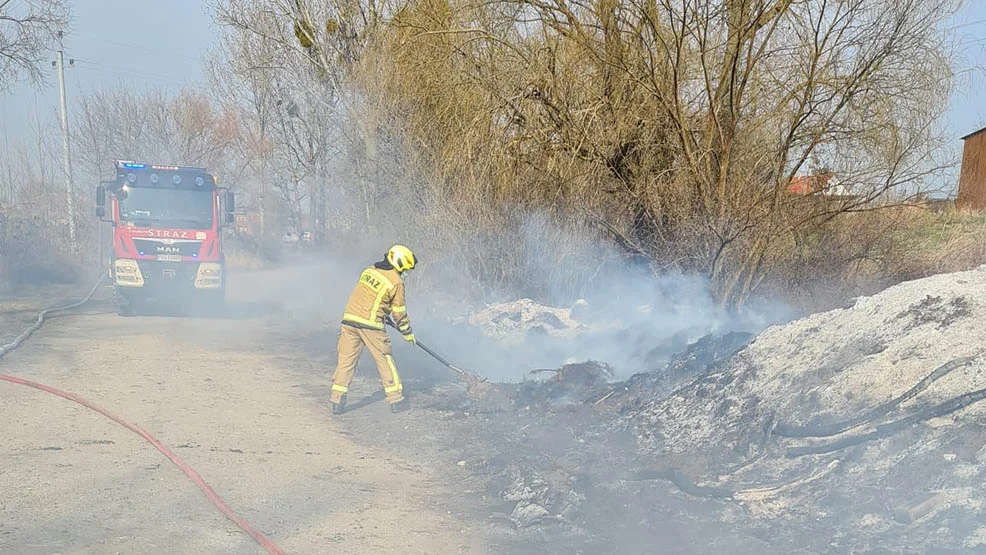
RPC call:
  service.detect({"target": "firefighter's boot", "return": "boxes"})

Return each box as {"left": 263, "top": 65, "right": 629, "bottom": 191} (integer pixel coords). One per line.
{"left": 390, "top": 398, "right": 410, "bottom": 413}
{"left": 331, "top": 395, "right": 347, "bottom": 415}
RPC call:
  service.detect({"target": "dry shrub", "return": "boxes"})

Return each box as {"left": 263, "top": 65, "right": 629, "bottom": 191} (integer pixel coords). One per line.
{"left": 2, "top": 218, "right": 88, "bottom": 286}
{"left": 0, "top": 183, "right": 104, "bottom": 289}
{"left": 766, "top": 207, "right": 986, "bottom": 313}
{"left": 225, "top": 238, "right": 277, "bottom": 271}
{"left": 891, "top": 210, "right": 986, "bottom": 278}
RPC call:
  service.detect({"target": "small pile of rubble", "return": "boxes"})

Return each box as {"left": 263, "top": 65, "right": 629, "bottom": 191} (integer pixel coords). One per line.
{"left": 621, "top": 331, "right": 754, "bottom": 399}
{"left": 454, "top": 294, "right": 743, "bottom": 382}
{"left": 512, "top": 361, "right": 615, "bottom": 409}
{"left": 463, "top": 298, "right": 587, "bottom": 342}
{"left": 500, "top": 472, "right": 585, "bottom": 528}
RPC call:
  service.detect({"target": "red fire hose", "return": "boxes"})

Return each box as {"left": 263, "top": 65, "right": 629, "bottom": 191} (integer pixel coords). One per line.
{"left": 0, "top": 277, "right": 285, "bottom": 555}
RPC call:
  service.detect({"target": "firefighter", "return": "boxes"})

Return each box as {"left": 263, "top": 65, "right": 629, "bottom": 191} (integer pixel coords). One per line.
{"left": 329, "top": 245, "right": 417, "bottom": 414}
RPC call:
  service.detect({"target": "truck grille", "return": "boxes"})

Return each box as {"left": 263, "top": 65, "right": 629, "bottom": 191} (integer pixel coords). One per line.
{"left": 132, "top": 239, "right": 203, "bottom": 258}
{"left": 136, "top": 260, "right": 198, "bottom": 289}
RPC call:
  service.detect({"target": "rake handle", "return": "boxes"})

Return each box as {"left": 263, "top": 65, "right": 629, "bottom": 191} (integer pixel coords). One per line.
{"left": 386, "top": 320, "right": 479, "bottom": 381}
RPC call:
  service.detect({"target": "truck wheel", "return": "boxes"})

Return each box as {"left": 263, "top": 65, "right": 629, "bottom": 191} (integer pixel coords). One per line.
{"left": 116, "top": 303, "right": 134, "bottom": 317}
{"left": 114, "top": 290, "right": 137, "bottom": 317}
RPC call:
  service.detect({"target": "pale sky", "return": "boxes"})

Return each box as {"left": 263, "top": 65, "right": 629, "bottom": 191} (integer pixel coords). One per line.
{"left": 0, "top": 0, "right": 216, "bottom": 162}
{"left": 1, "top": 0, "right": 985, "bottom": 195}
{"left": 947, "top": 2, "right": 986, "bottom": 146}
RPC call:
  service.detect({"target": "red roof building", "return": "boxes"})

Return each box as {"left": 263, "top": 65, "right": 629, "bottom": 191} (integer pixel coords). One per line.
{"left": 787, "top": 173, "right": 842, "bottom": 195}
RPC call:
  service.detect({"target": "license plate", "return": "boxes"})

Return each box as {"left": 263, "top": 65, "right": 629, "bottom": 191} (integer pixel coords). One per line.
{"left": 157, "top": 255, "right": 182, "bottom": 262}
{"left": 162, "top": 269, "right": 177, "bottom": 278}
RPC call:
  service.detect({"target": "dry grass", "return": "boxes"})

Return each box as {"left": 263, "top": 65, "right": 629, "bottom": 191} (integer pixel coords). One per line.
{"left": 768, "top": 206, "right": 986, "bottom": 313}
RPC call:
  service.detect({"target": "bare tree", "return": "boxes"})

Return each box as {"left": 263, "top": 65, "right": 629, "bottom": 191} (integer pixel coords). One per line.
{"left": 206, "top": 28, "right": 280, "bottom": 244}
{"left": 0, "top": 0, "right": 69, "bottom": 89}
{"left": 73, "top": 88, "right": 239, "bottom": 177}
{"left": 212, "top": 0, "right": 391, "bottom": 243}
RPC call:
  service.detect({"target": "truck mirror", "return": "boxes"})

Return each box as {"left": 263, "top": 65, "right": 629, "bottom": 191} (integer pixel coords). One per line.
{"left": 95, "top": 184, "right": 106, "bottom": 218}
{"left": 225, "top": 191, "right": 235, "bottom": 225}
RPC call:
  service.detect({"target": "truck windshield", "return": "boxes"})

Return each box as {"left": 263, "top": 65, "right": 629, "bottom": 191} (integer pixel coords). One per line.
{"left": 118, "top": 187, "right": 214, "bottom": 230}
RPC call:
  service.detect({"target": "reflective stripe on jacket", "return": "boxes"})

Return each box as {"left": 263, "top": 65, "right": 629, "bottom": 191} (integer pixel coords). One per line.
{"left": 341, "top": 265, "right": 411, "bottom": 334}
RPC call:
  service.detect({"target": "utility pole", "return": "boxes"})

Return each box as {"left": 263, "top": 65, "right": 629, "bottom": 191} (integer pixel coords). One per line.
{"left": 54, "top": 31, "right": 76, "bottom": 243}
{"left": 1, "top": 106, "right": 12, "bottom": 206}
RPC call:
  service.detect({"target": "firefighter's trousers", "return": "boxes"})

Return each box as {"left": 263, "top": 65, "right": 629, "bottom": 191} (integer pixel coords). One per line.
{"left": 330, "top": 325, "right": 404, "bottom": 405}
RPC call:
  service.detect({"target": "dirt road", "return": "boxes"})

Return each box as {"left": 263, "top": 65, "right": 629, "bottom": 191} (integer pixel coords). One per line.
{"left": 0, "top": 272, "right": 486, "bottom": 554}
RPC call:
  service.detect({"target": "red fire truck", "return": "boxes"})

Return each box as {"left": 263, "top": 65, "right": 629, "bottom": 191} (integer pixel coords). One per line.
{"left": 95, "top": 161, "right": 235, "bottom": 316}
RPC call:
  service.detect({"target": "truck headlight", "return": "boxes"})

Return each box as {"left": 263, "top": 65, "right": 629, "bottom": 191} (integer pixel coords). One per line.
{"left": 197, "top": 263, "right": 221, "bottom": 277}
{"left": 114, "top": 259, "right": 144, "bottom": 287}
{"left": 194, "top": 263, "right": 222, "bottom": 289}
{"left": 115, "top": 259, "right": 139, "bottom": 274}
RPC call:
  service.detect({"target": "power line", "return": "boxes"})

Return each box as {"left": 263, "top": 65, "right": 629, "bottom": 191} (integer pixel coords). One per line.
{"left": 70, "top": 32, "right": 203, "bottom": 64}
{"left": 0, "top": 100, "right": 13, "bottom": 205}
{"left": 73, "top": 59, "right": 191, "bottom": 83}
{"left": 72, "top": 59, "right": 209, "bottom": 90}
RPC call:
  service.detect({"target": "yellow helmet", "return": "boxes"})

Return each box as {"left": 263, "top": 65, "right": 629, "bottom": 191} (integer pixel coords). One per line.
{"left": 387, "top": 244, "right": 416, "bottom": 272}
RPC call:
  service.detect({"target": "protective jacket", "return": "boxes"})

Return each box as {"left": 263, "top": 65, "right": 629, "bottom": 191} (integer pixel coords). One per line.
{"left": 341, "top": 261, "right": 412, "bottom": 335}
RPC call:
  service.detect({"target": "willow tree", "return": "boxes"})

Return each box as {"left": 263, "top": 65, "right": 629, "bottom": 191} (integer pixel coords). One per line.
{"left": 372, "top": 0, "right": 960, "bottom": 304}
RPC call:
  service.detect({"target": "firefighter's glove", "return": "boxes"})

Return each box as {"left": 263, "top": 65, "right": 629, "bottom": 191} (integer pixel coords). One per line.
{"left": 403, "top": 333, "right": 417, "bottom": 346}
